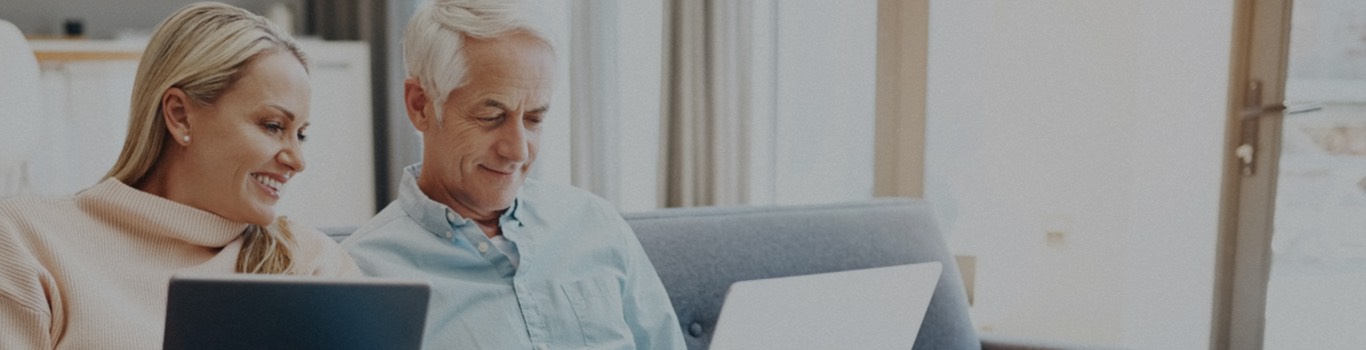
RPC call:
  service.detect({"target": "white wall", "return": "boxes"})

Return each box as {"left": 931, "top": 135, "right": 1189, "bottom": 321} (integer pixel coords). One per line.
{"left": 771, "top": 0, "right": 878, "bottom": 205}
{"left": 925, "top": 1, "right": 1230, "bottom": 348}
{"left": 613, "top": 1, "right": 665, "bottom": 212}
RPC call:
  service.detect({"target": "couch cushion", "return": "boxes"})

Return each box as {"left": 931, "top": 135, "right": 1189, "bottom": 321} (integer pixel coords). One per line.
{"left": 322, "top": 226, "right": 354, "bottom": 243}
{"left": 322, "top": 198, "right": 980, "bottom": 350}
{"left": 624, "top": 198, "right": 979, "bottom": 350}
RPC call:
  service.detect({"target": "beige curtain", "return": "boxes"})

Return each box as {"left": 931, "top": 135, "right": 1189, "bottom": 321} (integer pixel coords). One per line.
{"left": 661, "top": 0, "right": 771, "bottom": 208}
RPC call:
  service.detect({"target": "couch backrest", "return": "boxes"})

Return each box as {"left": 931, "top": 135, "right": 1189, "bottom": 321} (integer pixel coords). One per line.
{"left": 623, "top": 198, "right": 979, "bottom": 350}
{"left": 322, "top": 198, "right": 979, "bottom": 350}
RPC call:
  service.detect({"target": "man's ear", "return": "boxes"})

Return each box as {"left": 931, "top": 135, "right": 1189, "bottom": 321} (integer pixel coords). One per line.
{"left": 161, "top": 87, "right": 192, "bottom": 145}
{"left": 404, "top": 78, "right": 435, "bottom": 132}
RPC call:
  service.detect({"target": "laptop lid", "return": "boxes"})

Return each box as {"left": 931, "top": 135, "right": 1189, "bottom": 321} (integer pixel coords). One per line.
{"left": 163, "top": 274, "right": 431, "bottom": 350}
{"left": 709, "top": 262, "right": 942, "bottom": 350}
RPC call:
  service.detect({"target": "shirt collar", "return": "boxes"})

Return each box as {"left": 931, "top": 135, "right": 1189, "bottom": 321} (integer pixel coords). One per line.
{"left": 397, "top": 163, "right": 523, "bottom": 238}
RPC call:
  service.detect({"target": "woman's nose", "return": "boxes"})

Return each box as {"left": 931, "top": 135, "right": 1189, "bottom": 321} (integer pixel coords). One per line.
{"left": 278, "top": 143, "right": 306, "bottom": 174}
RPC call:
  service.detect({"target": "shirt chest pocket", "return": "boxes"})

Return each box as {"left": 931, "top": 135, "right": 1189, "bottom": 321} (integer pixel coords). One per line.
{"left": 559, "top": 276, "right": 630, "bottom": 346}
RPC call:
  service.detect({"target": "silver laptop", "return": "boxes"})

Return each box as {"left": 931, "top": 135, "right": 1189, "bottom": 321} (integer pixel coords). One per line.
{"left": 709, "top": 262, "right": 942, "bottom": 350}
{"left": 163, "top": 274, "right": 431, "bottom": 350}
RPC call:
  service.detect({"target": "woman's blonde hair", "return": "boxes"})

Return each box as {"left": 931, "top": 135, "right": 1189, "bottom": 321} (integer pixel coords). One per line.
{"left": 106, "top": 2, "right": 308, "bottom": 274}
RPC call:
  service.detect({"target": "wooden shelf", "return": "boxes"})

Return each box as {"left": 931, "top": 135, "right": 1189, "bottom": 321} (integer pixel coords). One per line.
{"left": 33, "top": 51, "right": 141, "bottom": 62}
{"left": 28, "top": 39, "right": 144, "bottom": 62}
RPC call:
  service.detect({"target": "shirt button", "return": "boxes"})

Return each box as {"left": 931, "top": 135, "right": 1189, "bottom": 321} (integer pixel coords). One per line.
{"left": 689, "top": 322, "right": 704, "bottom": 337}
{"left": 446, "top": 211, "right": 457, "bottom": 222}
{"left": 477, "top": 242, "right": 489, "bottom": 253}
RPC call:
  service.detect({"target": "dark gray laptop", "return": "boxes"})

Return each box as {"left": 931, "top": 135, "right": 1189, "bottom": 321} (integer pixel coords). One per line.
{"left": 163, "top": 274, "right": 430, "bottom": 350}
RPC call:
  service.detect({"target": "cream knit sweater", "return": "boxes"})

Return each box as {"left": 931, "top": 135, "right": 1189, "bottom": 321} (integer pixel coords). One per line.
{"left": 0, "top": 179, "right": 361, "bottom": 349}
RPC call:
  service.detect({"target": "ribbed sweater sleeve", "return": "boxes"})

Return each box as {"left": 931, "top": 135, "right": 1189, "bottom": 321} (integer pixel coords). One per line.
{"left": 0, "top": 295, "right": 50, "bottom": 349}
{"left": 0, "top": 200, "right": 55, "bottom": 349}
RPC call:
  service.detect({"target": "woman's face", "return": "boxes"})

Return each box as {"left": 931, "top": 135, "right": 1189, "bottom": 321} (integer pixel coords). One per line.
{"left": 177, "top": 51, "right": 311, "bottom": 226}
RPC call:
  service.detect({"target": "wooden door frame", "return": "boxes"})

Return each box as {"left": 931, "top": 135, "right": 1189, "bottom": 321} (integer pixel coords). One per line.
{"left": 873, "top": 0, "right": 929, "bottom": 198}
{"left": 1211, "top": 0, "right": 1292, "bottom": 349}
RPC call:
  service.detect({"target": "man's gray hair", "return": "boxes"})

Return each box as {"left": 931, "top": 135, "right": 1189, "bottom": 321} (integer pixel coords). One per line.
{"left": 404, "top": 0, "right": 551, "bottom": 121}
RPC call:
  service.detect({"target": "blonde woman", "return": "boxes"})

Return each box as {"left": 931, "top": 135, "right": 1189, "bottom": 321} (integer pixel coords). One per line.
{"left": 0, "top": 2, "right": 359, "bottom": 348}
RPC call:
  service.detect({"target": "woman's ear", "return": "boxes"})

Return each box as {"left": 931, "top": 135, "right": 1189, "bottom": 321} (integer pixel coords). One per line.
{"left": 404, "top": 78, "right": 434, "bottom": 132}
{"left": 162, "top": 87, "right": 193, "bottom": 145}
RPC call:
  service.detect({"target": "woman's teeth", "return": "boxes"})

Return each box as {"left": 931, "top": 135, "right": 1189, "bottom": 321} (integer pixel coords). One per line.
{"left": 253, "top": 174, "right": 283, "bottom": 192}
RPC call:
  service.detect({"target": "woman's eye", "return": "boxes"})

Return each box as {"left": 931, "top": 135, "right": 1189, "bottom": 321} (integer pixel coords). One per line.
{"left": 264, "top": 122, "right": 284, "bottom": 133}
{"left": 297, "top": 131, "right": 308, "bottom": 142}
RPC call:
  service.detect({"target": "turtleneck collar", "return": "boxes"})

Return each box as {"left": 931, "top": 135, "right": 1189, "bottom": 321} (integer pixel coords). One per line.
{"left": 76, "top": 178, "right": 250, "bottom": 247}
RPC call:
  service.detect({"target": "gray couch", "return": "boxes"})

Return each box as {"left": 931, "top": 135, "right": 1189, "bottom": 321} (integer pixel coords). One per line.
{"left": 324, "top": 198, "right": 1109, "bottom": 350}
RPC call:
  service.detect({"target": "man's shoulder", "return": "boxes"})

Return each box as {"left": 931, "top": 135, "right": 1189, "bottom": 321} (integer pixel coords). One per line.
{"left": 341, "top": 202, "right": 420, "bottom": 244}
{"left": 520, "top": 179, "right": 624, "bottom": 222}
{"left": 520, "top": 178, "right": 614, "bottom": 210}
{"left": 521, "top": 178, "right": 593, "bottom": 197}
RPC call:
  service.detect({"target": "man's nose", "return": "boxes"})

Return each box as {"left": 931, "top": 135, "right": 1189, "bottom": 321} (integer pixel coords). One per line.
{"left": 494, "top": 117, "right": 531, "bottom": 162}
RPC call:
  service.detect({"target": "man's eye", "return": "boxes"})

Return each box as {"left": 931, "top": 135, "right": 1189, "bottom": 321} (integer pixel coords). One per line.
{"left": 297, "top": 131, "right": 308, "bottom": 142}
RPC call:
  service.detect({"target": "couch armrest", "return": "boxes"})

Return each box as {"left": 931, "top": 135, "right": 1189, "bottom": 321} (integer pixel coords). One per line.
{"left": 980, "top": 333, "right": 1130, "bottom": 350}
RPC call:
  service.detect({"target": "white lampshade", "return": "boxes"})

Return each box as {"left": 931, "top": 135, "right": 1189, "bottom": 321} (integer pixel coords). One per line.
{"left": 0, "top": 20, "right": 42, "bottom": 171}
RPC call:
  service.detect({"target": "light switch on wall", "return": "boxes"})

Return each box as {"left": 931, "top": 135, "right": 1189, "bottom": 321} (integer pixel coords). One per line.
{"left": 1043, "top": 214, "right": 1072, "bottom": 247}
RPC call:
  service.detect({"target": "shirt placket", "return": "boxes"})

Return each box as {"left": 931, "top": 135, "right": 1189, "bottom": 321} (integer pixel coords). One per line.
{"left": 510, "top": 233, "right": 548, "bottom": 349}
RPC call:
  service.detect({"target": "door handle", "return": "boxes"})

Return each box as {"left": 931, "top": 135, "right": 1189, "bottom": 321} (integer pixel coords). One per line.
{"left": 1236, "top": 96, "right": 1324, "bottom": 177}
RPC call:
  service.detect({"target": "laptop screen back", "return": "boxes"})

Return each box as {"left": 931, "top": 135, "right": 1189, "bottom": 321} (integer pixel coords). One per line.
{"left": 709, "top": 262, "right": 942, "bottom": 350}
{"left": 163, "top": 274, "right": 430, "bottom": 350}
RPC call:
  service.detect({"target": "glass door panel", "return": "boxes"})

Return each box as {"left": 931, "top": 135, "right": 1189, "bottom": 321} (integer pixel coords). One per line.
{"left": 1264, "top": 0, "right": 1366, "bottom": 348}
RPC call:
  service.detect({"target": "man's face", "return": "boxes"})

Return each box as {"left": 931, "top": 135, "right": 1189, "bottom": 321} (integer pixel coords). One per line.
{"left": 411, "top": 31, "right": 555, "bottom": 222}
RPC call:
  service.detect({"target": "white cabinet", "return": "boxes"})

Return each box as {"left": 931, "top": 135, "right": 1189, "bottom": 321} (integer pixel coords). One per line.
{"left": 32, "top": 56, "right": 139, "bottom": 198}
{"left": 29, "top": 40, "right": 375, "bottom": 228}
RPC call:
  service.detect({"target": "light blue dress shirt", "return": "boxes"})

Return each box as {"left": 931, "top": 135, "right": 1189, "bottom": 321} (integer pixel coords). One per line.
{"left": 343, "top": 164, "right": 686, "bottom": 350}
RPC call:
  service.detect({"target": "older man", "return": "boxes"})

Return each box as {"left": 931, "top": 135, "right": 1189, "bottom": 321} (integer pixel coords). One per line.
{"left": 340, "top": 0, "right": 686, "bottom": 349}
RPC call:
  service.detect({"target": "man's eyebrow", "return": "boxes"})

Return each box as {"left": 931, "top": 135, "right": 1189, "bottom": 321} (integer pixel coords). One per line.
{"left": 483, "top": 99, "right": 508, "bottom": 110}
{"left": 482, "top": 99, "right": 548, "bottom": 114}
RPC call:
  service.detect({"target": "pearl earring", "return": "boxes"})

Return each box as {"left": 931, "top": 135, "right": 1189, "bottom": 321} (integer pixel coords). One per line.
{"left": 182, "top": 135, "right": 190, "bottom": 143}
